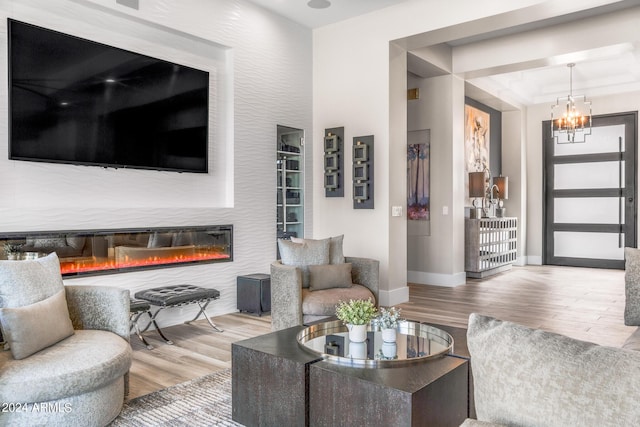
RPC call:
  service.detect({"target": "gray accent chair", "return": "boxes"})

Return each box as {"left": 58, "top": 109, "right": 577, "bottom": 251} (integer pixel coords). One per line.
{"left": 462, "top": 313, "right": 640, "bottom": 427}
{"left": 462, "top": 248, "right": 640, "bottom": 426}
{"left": 270, "top": 256, "right": 379, "bottom": 331}
{"left": 623, "top": 247, "right": 640, "bottom": 351}
{"left": 0, "top": 285, "right": 132, "bottom": 426}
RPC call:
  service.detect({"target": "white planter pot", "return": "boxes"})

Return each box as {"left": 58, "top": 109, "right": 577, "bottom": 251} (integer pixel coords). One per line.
{"left": 347, "top": 324, "right": 367, "bottom": 343}
{"left": 349, "top": 342, "right": 367, "bottom": 359}
{"left": 382, "top": 342, "right": 397, "bottom": 358}
{"left": 381, "top": 327, "right": 397, "bottom": 343}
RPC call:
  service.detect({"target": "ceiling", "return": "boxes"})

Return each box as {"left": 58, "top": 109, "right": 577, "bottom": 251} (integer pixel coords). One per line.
{"left": 247, "top": 0, "right": 640, "bottom": 109}
{"left": 245, "top": 0, "right": 405, "bottom": 29}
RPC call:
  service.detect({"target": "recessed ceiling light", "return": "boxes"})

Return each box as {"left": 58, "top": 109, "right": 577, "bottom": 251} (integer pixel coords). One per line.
{"left": 307, "top": 0, "right": 330, "bottom": 9}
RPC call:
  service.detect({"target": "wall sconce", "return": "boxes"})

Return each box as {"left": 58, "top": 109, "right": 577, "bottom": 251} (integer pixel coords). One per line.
{"left": 492, "top": 175, "right": 508, "bottom": 217}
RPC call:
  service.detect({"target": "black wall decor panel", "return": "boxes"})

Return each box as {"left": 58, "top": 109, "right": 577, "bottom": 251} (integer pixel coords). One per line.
{"left": 353, "top": 135, "right": 374, "bottom": 209}
{"left": 324, "top": 127, "right": 344, "bottom": 197}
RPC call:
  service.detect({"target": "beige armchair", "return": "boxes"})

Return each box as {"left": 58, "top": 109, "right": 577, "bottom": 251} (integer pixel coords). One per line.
{"left": 270, "top": 256, "right": 379, "bottom": 331}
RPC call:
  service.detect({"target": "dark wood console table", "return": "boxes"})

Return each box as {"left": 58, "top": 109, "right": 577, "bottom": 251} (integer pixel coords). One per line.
{"left": 232, "top": 322, "right": 471, "bottom": 427}
{"left": 231, "top": 325, "right": 321, "bottom": 426}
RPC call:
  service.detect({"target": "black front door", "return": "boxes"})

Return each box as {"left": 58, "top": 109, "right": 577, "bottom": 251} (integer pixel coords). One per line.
{"left": 543, "top": 112, "right": 637, "bottom": 269}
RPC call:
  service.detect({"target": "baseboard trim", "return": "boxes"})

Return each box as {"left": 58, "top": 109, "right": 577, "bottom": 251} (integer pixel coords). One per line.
{"left": 378, "top": 286, "right": 410, "bottom": 307}
{"left": 514, "top": 256, "right": 526, "bottom": 266}
{"left": 407, "top": 270, "right": 466, "bottom": 287}
{"left": 527, "top": 256, "right": 542, "bottom": 265}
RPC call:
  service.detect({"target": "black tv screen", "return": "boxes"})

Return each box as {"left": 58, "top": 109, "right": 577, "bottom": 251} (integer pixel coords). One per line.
{"left": 8, "top": 19, "right": 209, "bottom": 173}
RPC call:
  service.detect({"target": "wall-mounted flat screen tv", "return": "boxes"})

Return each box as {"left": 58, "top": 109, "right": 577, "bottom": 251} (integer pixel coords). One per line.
{"left": 8, "top": 19, "right": 209, "bottom": 173}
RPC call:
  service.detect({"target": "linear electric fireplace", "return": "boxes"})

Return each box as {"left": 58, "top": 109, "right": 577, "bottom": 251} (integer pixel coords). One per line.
{"left": 0, "top": 225, "right": 232, "bottom": 278}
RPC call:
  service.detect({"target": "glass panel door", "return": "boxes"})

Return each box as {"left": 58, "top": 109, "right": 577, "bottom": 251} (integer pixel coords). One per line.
{"left": 543, "top": 113, "right": 637, "bottom": 269}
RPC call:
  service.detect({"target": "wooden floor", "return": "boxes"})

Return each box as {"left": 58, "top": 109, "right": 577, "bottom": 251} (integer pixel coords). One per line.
{"left": 401, "top": 264, "right": 634, "bottom": 348}
{"left": 128, "top": 264, "right": 635, "bottom": 400}
{"left": 128, "top": 313, "right": 271, "bottom": 400}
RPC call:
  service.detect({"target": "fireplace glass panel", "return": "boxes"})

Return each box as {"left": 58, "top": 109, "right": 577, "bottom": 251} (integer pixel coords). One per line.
{"left": 0, "top": 225, "right": 232, "bottom": 277}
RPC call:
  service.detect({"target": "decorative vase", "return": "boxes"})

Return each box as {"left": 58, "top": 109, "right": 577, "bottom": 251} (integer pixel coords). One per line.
{"left": 349, "top": 342, "right": 367, "bottom": 359}
{"left": 382, "top": 342, "right": 397, "bottom": 359}
{"left": 381, "top": 327, "right": 397, "bottom": 343}
{"left": 347, "top": 324, "right": 367, "bottom": 343}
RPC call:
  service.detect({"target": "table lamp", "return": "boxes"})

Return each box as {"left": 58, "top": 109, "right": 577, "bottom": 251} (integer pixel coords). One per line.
{"left": 492, "top": 175, "right": 508, "bottom": 217}
{"left": 469, "top": 171, "right": 485, "bottom": 219}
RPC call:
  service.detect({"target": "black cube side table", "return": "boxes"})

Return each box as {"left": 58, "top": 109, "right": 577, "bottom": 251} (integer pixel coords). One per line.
{"left": 237, "top": 273, "right": 271, "bottom": 316}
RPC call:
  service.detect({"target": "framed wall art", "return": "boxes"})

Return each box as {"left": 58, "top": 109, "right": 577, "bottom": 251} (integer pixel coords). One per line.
{"left": 324, "top": 127, "right": 344, "bottom": 197}
{"left": 353, "top": 135, "right": 374, "bottom": 209}
{"left": 407, "top": 139, "right": 430, "bottom": 221}
{"left": 464, "top": 98, "right": 502, "bottom": 206}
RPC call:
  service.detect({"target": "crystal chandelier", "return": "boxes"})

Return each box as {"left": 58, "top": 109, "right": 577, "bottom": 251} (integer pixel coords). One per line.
{"left": 551, "top": 63, "right": 592, "bottom": 143}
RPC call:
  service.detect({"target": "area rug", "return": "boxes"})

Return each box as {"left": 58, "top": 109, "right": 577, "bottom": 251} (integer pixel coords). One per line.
{"left": 110, "top": 369, "right": 242, "bottom": 426}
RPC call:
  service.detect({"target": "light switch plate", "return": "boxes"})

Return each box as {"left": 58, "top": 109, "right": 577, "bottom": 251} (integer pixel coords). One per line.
{"left": 392, "top": 206, "right": 403, "bottom": 217}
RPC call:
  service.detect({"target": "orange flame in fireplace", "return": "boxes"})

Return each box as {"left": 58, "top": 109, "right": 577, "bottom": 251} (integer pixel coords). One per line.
{"left": 59, "top": 250, "right": 229, "bottom": 275}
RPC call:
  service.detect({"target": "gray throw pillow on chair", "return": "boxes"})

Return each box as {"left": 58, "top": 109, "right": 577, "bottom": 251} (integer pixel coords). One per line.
{"left": 308, "top": 263, "right": 353, "bottom": 291}
{"left": 0, "top": 289, "right": 74, "bottom": 359}
{"left": 278, "top": 238, "right": 330, "bottom": 287}
{"left": 0, "top": 252, "right": 72, "bottom": 358}
{"left": 291, "top": 235, "right": 345, "bottom": 265}
{"left": 0, "top": 252, "right": 64, "bottom": 308}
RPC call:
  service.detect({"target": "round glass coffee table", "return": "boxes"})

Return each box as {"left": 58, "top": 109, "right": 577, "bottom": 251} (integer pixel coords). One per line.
{"left": 296, "top": 319, "right": 454, "bottom": 367}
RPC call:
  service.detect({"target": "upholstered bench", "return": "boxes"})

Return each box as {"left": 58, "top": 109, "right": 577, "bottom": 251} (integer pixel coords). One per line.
{"left": 134, "top": 285, "right": 223, "bottom": 344}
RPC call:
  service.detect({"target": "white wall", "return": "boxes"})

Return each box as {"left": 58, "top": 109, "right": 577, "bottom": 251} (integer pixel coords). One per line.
{"left": 0, "top": 0, "right": 312, "bottom": 326}
{"left": 312, "top": 25, "right": 394, "bottom": 303}
{"left": 406, "top": 74, "right": 467, "bottom": 287}
{"left": 502, "top": 111, "right": 527, "bottom": 265}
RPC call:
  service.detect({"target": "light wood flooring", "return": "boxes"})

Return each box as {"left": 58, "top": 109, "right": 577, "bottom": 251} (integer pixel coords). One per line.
{"left": 128, "top": 264, "right": 635, "bottom": 400}
{"left": 128, "top": 313, "right": 271, "bottom": 400}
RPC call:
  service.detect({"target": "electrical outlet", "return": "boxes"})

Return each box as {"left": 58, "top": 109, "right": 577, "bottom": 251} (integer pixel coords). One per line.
{"left": 442, "top": 206, "right": 449, "bottom": 215}
{"left": 391, "top": 206, "right": 403, "bottom": 217}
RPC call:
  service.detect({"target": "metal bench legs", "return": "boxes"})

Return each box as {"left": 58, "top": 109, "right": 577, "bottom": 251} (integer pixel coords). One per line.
{"left": 140, "top": 310, "right": 174, "bottom": 345}
{"left": 185, "top": 299, "right": 224, "bottom": 332}
{"left": 130, "top": 311, "right": 154, "bottom": 350}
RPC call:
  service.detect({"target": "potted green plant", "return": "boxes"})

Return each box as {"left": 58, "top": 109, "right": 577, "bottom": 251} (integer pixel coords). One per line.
{"left": 3, "top": 242, "right": 22, "bottom": 260}
{"left": 335, "top": 298, "right": 377, "bottom": 342}
{"left": 377, "top": 306, "right": 402, "bottom": 343}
